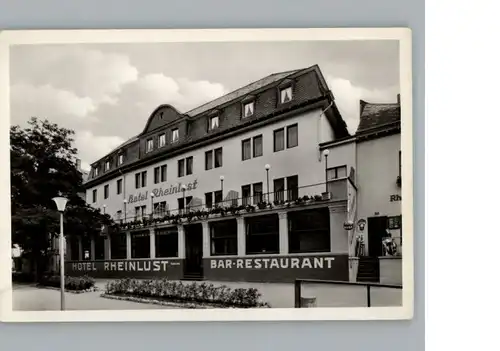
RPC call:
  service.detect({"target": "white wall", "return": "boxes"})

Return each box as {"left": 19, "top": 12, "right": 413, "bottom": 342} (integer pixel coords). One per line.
{"left": 356, "top": 134, "right": 402, "bottom": 253}
{"left": 87, "top": 108, "right": 345, "bottom": 219}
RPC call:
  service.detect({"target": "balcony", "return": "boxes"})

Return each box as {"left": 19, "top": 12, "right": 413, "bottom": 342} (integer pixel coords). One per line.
{"left": 107, "top": 178, "right": 352, "bottom": 232}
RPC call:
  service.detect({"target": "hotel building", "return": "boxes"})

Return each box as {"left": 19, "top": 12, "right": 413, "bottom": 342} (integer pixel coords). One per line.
{"left": 66, "top": 65, "right": 402, "bottom": 284}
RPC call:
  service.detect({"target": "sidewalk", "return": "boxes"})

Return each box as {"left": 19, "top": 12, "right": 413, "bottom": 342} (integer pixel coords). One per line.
{"left": 95, "top": 279, "right": 402, "bottom": 308}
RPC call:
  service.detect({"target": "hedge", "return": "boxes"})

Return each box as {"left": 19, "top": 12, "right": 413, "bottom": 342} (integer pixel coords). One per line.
{"left": 105, "top": 278, "right": 271, "bottom": 308}
{"left": 40, "top": 275, "right": 96, "bottom": 291}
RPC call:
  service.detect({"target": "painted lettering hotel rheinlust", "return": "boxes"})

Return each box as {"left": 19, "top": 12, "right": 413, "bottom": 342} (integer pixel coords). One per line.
{"left": 68, "top": 65, "right": 403, "bottom": 285}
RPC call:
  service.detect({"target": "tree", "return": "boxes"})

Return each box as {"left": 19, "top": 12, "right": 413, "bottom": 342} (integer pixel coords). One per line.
{"left": 10, "top": 117, "right": 114, "bottom": 279}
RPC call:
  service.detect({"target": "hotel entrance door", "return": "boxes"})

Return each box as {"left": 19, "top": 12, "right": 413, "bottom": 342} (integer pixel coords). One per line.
{"left": 367, "top": 216, "right": 388, "bottom": 257}
{"left": 183, "top": 223, "right": 204, "bottom": 279}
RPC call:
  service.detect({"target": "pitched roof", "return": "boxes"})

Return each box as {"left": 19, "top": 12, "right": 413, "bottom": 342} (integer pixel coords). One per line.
{"left": 185, "top": 69, "right": 301, "bottom": 117}
{"left": 356, "top": 98, "right": 401, "bottom": 135}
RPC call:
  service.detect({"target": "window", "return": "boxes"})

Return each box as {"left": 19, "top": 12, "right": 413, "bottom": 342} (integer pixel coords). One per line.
{"left": 171, "top": 128, "right": 179, "bottom": 143}
{"left": 205, "top": 150, "right": 213, "bottom": 170}
{"left": 253, "top": 182, "right": 263, "bottom": 204}
{"left": 286, "top": 175, "right": 299, "bottom": 201}
{"left": 154, "top": 167, "right": 160, "bottom": 184}
{"left": 94, "top": 167, "right": 99, "bottom": 177}
{"left": 280, "top": 86, "right": 293, "bottom": 103}
{"left": 273, "top": 178, "right": 285, "bottom": 202}
{"left": 214, "top": 147, "right": 223, "bottom": 168}
{"left": 287, "top": 124, "right": 298, "bottom": 148}
{"left": 211, "top": 220, "right": 237, "bottom": 256}
{"left": 135, "top": 173, "right": 140, "bottom": 189}
{"left": 116, "top": 210, "right": 122, "bottom": 221}
{"left": 178, "top": 159, "right": 185, "bottom": 177}
{"left": 186, "top": 156, "right": 193, "bottom": 175}
{"left": 146, "top": 138, "right": 154, "bottom": 152}
{"left": 243, "top": 101, "right": 254, "bottom": 118}
{"left": 327, "top": 165, "right": 347, "bottom": 180}
{"left": 155, "top": 228, "right": 178, "bottom": 258}
{"left": 274, "top": 128, "right": 285, "bottom": 152}
{"left": 117, "top": 179, "right": 122, "bottom": 194}
{"left": 159, "top": 133, "right": 166, "bottom": 148}
{"left": 135, "top": 205, "right": 147, "bottom": 220}
{"left": 253, "top": 135, "right": 263, "bottom": 157}
{"left": 118, "top": 154, "right": 124, "bottom": 165}
{"left": 289, "top": 208, "right": 330, "bottom": 253}
{"left": 242, "top": 138, "right": 251, "bottom": 160}
{"left": 242, "top": 185, "right": 251, "bottom": 206}
{"left": 209, "top": 115, "right": 219, "bottom": 130}
{"left": 388, "top": 215, "right": 402, "bottom": 230}
{"left": 110, "top": 233, "right": 127, "bottom": 259}
{"left": 141, "top": 171, "right": 147, "bottom": 187}
{"left": 161, "top": 165, "right": 167, "bottom": 182}
{"left": 246, "top": 214, "right": 280, "bottom": 254}
{"left": 205, "top": 192, "right": 213, "bottom": 209}
{"left": 131, "top": 231, "right": 150, "bottom": 259}
{"left": 153, "top": 201, "right": 167, "bottom": 216}
{"left": 214, "top": 190, "right": 223, "bottom": 206}
{"left": 92, "top": 189, "right": 97, "bottom": 203}
{"left": 94, "top": 235, "right": 105, "bottom": 260}
{"left": 105, "top": 160, "right": 110, "bottom": 171}
{"left": 104, "top": 184, "right": 109, "bottom": 199}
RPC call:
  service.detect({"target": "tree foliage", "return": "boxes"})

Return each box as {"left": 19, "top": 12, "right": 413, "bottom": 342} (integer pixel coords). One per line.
{"left": 10, "top": 118, "right": 114, "bottom": 263}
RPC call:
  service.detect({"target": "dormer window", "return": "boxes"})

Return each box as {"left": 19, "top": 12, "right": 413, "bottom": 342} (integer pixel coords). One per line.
{"left": 209, "top": 115, "right": 219, "bottom": 131}
{"left": 243, "top": 101, "right": 254, "bottom": 118}
{"left": 146, "top": 138, "right": 154, "bottom": 153}
{"left": 159, "top": 133, "right": 166, "bottom": 147}
{"left": 105, "top": 160, "right": 110, "bottom": 171}
{"left": 94, "top": 167, "right": 99, "bottom": 177}
{"left": 280, "top": 86, "right": 293, "bottom": 104}
{"left": 172, "top": 128, "right": 179, "bottom": 143}
{"left": 118, "top": 154, "right": 124, "bottom": 165}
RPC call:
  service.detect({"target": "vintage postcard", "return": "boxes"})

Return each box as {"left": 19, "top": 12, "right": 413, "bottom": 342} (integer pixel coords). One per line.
{"left": 0, "top": 28, "right": 413, "bottom": 322}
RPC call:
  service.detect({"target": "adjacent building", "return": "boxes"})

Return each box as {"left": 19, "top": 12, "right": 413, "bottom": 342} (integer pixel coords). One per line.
{"left": 66, "top": 65, "right": 403, "bottom": 285}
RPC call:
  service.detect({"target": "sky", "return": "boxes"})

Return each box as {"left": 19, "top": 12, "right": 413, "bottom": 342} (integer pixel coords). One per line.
{"left": 10, "top": 40, "right": 400, "bottom": 171}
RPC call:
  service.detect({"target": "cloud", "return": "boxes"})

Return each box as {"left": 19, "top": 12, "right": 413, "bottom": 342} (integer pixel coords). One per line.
{"left": 10, "top": 83, "right": 98, "bottom": 128}
{"left": 327, "top": 77, "right": 400, "bottom": 133}
{"left": 73, "top": 130, "right": 125, "bottom": 168}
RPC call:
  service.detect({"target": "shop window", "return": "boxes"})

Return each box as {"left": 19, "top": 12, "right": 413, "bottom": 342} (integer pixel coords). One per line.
{"left": 155, "top": 228, "right": 178, "bottom": 258}
{"left": 131, "top": 231, "right": 150, "bottom": 259}
{"left": 246, "top": 214, "right": 280, "bottom": 254}
{"left": 210, "top": 219, "right": 237, "bottom": 256}
{"left": 110, "top": 233, "right": 127, "bottom": 259}
{"left": 289, "top": 208, "right": 330, "bottom": 253}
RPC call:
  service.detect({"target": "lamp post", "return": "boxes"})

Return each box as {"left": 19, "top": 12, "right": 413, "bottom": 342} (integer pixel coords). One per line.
{"left": 265, "top": 164, "right": 271, "bottom": 202}
{"left": 323, "top": 149, "right": 330, "bottom": 193}
{"left": 219, "top": 175, "right": 224, "bottom": 205}
{"left": 150, "top": 193, "right": 155, "bottom": 217}
{"left": 123, "top": 199, "right": 127, "bottom": 222}
{"left": 52, "top": 196, "right": 68, "bottom": 311}
{"left": 181, "top": 184, "right": 187, "bottom": 214}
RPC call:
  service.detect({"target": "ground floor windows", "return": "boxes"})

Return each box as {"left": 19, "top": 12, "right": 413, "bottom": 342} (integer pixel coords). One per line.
{"left": 110, "top": 233, "right": 127, "bottom": 259}
{"left": 210, "top": 219, "right": 237, "bottom": 256}
{"left": 288, "top": 208, "right": 330, "bottom": 253}
{"left": 131, "top": 231, "right": 150, "bottom": 259}
{"left": 246, "top": 214, "right": 279, "bottom": 254}
{"left": 155, "top": 227, "right": 178, "bottom": 258}
{"left": 94, "top": 235, "right": 105, "bottom": 260}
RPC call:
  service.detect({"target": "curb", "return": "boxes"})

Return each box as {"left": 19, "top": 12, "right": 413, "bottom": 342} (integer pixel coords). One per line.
{"left": 38, "top": 285, "right": 101, "bottom": 294}
{"left": 100, "top": 293, "right": 208, "bottom": 309}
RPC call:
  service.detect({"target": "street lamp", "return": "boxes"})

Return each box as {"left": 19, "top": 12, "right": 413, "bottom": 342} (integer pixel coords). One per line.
{"left": 219, "top": 174, "right": 224, "bottom": 196}
{"left": 265, "top": 164, "right": 271, "bottom": 202}
{"left": 150, "top": 192, "right": 155, "bottom": 217}
{"left": 102, "top": 204, "right": 106, "bottom": 214}
{"left": 181, "top": 184, "right": 187, "bottom": 214}
{"left": 323, "top": 149, "right": 330, "bottom": 193}
{"left": 52, "top": 196, "right": 68, "bottom": 311}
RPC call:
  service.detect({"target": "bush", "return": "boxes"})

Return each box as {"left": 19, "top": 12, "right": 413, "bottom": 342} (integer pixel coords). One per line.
{"left": 105, "top": 278, "right": 271, "bottom": 308}
{"left": 40, "top": 275, "right": 96, "bottom": 291}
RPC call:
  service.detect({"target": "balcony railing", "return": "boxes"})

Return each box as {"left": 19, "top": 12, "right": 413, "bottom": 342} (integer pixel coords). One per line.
{"left": 106, "top": 178, "right": 352, "bottom": 231}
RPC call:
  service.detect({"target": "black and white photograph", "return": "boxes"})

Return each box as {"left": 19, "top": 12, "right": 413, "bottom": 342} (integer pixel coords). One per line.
{"left": 0, "top": 28, "right": 413, "bottom": 322}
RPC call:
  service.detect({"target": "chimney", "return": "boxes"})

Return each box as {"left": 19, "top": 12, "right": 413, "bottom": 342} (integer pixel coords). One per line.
{"left": 397, "top": 94, "right": 401, "bottom": 104}
{"left": 76, "top": 158, "right": 81, "bottom": 171}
